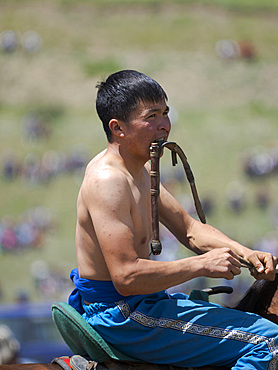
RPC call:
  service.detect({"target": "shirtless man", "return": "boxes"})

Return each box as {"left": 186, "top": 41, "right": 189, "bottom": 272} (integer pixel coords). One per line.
{"left": 69, "top": 70, "right": 278, "bottom": 369}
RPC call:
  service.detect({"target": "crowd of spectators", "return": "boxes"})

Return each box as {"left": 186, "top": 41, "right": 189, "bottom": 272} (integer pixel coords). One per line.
{"left": 0, "top": 30, "right": 42, "bottom": 54}
{"left": 1, "top": 105, "right": 87, "bottom": 186}
{"left": 215, "top": 39, "right": 256, "bottom": 60}
{"left": 30, "top": 260, "right": 73, "bottom": 302}
{"left": 1, "top": 146, "right": 89, "bottom": 185}
{"left": 0, "top": 207, "right": 54, "bottom": 252}
{"left": 243, "top": 146, "right": 278, "bottom": 179}
{"left": 21, "top": 111, "right": 53, "bottom": 143}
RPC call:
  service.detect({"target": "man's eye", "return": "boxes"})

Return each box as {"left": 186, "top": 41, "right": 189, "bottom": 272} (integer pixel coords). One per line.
{"left": 163, "top": 111, "right": 169, "bottom": 117}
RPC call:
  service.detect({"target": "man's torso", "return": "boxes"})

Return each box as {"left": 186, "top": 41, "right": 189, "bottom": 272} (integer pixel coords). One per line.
{"left": 75, "top": 149, "right": 152, "bottom": 280}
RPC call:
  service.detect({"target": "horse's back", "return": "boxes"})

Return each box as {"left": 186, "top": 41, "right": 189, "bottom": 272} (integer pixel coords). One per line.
{"left": 0, "top": 362, "right": 229, "bottom": 370}
{"left": 0, "top": 364, "right": 60, "bottom": 370}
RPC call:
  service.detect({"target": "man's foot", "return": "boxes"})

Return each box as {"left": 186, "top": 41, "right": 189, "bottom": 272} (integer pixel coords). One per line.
{"left": 70, "top": 355, "right": 96, "bottom": 370}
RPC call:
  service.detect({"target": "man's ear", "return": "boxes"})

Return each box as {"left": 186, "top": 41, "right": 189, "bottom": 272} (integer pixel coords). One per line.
{"left": 109, "top": 119, "right": 125, "bottom": 138}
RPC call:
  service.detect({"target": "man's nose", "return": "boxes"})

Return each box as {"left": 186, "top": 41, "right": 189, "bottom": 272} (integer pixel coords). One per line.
{"left": 158, "top": 117, "right": 171, "bottom": 132}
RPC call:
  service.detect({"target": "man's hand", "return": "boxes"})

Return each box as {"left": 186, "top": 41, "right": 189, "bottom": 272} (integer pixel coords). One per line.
{"left": 200, "top": 248, "right": 242, "bottom": 280}
{"left": 243, "top": 250, "right": 277, "bottom": 281}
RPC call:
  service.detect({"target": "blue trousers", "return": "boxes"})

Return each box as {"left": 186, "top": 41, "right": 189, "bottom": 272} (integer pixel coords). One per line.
{"left": 83, "top": 290, "right": 278, "bottom": 369}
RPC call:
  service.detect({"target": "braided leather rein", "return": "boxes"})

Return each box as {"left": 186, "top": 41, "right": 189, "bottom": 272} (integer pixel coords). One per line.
{"left": 150, "top": 140, "right": 206, "bottom": 255}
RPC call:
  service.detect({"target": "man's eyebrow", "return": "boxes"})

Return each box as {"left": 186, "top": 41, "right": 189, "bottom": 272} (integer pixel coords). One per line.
{"left": 145, "top": 105, "right": 170, "bottom": 114}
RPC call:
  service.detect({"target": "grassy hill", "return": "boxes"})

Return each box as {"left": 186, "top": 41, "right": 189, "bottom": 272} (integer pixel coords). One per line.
{"left": 0, "top": 0, "right": 278, "bottom": 304}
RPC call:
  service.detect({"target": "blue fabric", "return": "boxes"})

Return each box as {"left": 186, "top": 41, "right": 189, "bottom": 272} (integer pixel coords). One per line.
{"left": 68, "top": 268, "right": 131, "bottom": 314}
{"left": 69, "top": 269, "right": 278, "bottom": 369}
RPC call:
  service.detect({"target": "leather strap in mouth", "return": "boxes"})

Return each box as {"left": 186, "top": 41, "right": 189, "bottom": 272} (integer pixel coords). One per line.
{"left": 150, "top": 140, "right": 206, "bottom": 255}
{"left": 151, "top": 140, "right": 206, "bottom": 224}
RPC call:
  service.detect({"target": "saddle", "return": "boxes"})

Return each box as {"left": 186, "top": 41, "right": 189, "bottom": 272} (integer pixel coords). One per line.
{"left": 52, "top": 288, "right": 233, "bottom": 370}
{"left": 52, "top": 302, "right": 197, "bottom": 369}
{"left": 52, "top": 302, "right": 138, "bottom": 364}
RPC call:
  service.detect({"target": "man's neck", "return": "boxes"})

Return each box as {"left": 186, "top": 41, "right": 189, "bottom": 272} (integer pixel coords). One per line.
{"left": 107, "top": 142, "right": 147, "bottom": 179}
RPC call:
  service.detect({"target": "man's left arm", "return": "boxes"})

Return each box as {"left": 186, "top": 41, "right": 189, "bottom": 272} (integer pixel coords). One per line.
{"left": 158, "top": 183, "right": 277, "bottom": 281}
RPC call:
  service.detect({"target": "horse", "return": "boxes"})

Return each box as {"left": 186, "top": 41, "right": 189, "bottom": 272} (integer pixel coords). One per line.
{"left": 1, "top": 277, "right": 278, "bottom": 370}
{"left": 233, "top": 274, "right": 278, "bottom": 324}
{"left": 0, "top": 365, "right": 61, "bottom": 370}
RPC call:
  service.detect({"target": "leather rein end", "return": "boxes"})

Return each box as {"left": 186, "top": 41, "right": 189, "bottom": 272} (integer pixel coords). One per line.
{"left": 150, "top": 140, "right": 206, "bottom": 255}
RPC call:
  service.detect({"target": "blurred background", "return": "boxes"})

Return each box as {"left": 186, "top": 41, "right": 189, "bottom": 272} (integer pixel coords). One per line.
{"left": 0, "top": 0, "right": 278, "bottom": 362}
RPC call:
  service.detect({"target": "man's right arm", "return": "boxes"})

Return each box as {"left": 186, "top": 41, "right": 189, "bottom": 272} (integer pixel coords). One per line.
{"left": 158, "top": 183, "right": 276, "bottom": 281}
{"left": 83, "top": 169, "right": 241, "bottom": 296}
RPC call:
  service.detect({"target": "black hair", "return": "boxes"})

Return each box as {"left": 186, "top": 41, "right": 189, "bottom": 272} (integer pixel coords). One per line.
{"left": 96, "top": 70, "right": 168, "bottom": 142}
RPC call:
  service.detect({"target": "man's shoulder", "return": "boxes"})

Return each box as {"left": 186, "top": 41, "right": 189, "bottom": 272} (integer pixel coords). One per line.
{"left": 79, "top": 164, "right": 131, "bottom": 215}
{"left": 81, "top": 159, "right": 130, "bottom": 201}
{"left": 85, "top": 161, "right": 128, "bottom": 185}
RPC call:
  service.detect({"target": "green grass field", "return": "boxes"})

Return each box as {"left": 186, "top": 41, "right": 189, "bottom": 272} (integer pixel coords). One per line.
{"left": 0, "top": 0, "right": 278, "bottom": 304}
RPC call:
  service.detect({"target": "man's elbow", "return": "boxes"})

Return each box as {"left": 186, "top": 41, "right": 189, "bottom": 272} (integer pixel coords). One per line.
{"left": 113, "top": 272, "right": 138, "bottom": 296}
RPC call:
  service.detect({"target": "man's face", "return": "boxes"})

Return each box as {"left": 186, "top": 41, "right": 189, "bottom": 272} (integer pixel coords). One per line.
{"left": 122, "top": 99, "right": 171, "bottom": 161}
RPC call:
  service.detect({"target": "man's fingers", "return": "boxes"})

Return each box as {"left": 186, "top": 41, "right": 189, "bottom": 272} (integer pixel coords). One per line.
{"left": 231, "top": 256, "right": 242, "bottom": 268}
{"left": 255, "top": 263, "right": 265, "bottom": 274}
{"left": 264, "top": 254, "right": 277, "bottom": 274}
{"left": 223, "top": 248, "right": 241, "bottom": 267}
{"left": 248, "top": 254, "right": 265, "bottom": 273}
{"left": 227, "top": 265, "right": 241, "bottom": 280}
{"left": 248, "top": 252, "right": 277, "bottom": 281}
{"left": 231, "top": 265, "right": 241, "bottom": 276}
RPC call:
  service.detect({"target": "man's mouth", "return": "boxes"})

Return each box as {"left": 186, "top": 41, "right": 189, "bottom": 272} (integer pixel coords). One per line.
{"left": 154, "top": 138, "right": 167, "bottom": 144}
